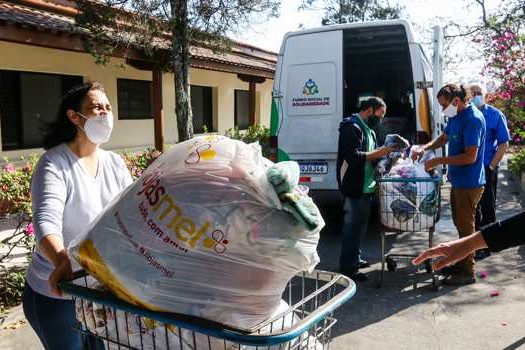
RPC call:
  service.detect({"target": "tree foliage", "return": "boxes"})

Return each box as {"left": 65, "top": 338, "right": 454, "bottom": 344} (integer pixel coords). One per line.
{"left": 75, "top": 0, "right": 279, "bottom": 142}
{"left": 299, "top": 0, "right": 403, "bottom": 25}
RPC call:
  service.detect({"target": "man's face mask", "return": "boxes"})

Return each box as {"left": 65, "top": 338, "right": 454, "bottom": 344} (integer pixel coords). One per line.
{"left": 76, "top": 111, "right": 114, "bottom": 144}
{"left": 367, "top": 114, "right": 381, "bottom": 128}
{"left": 472, "top": 95, "right": 484, "bottom": 107}
{"left": 442, "top": 100, "right": 458, "bottom": 118}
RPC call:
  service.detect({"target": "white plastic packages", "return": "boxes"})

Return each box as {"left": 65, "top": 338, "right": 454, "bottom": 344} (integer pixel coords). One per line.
{"left": 69, "top": 135, "right": 322, "bottom": 328}
{"left": 379, "top": 153, "right": 438, "bottom": 231}
{"left": 75, "top": 295, "right": 321, "bottom": 350}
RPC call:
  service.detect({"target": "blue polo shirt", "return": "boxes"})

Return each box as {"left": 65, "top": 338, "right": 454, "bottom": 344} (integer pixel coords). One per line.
{"left": 444, "top": 104, "right": 486, "bottom": 188}
{"left": 477, "top": 104, "right": 511, "bottom": 166}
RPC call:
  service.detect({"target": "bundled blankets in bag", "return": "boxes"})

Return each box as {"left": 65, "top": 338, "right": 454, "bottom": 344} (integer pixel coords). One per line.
{"left": 69, "top": 135, "right": 323, "bottom": 329}
{"left": 379, "top": 152, "right": 438, "bottom": 231}
{"left": 375, "top": 134, "right": 410, "bottom": 175}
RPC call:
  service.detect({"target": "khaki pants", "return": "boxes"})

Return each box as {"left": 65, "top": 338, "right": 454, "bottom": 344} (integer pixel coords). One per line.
{"left": 450, "top": 187, "right": 484, "bottom": 275}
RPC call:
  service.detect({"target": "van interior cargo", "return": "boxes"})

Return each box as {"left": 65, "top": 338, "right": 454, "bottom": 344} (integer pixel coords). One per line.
{"left": 343, "top": 25, "right": 416, "bottom": 145}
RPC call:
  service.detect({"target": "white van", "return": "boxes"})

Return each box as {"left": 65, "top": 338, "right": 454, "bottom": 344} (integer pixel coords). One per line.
{"left": 269, "top": 19, "right": 444, "bottom": 192}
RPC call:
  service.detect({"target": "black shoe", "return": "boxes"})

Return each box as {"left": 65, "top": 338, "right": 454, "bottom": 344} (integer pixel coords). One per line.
{"left": 474, "top": 249, "right": 491, "bottom": 261}
{"left": 340, "top": 269, "right": 369, "bottom": 282}
{"left": 358, "top": 260, "right": 370, "bottom": 269}
{"left": 350, "top": 272, "right": 369, "bottom": 282}
{"left": 439, "top": 264, "right": 460, "bottom": 275}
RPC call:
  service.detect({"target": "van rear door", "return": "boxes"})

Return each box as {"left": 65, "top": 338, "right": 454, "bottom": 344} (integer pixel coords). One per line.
{"left": 276, "top": 29, "right": 343, "bottom": 190}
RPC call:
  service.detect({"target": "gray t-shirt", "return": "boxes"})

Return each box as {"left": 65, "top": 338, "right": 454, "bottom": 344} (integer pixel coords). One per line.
{"left": 26, "top": 143, "right": 133, "bottom": 299}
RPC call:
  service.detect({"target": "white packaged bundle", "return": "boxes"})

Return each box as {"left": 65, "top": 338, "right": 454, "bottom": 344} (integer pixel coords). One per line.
{"left": 76, "top": 295, "right": 321, "bottom": 350}
{"left": 379, "top": 153, "right": 438, "bottom": 231}
{"left": 69, "top": 135, "right": 322, "bottom": 329}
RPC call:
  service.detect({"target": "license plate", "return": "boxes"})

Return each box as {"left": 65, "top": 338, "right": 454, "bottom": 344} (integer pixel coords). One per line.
{"left": 299, "top": 161, "right": 328, "bottom": 175}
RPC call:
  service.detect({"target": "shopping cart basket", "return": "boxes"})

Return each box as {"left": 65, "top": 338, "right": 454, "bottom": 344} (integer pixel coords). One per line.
{"left": 59, "top": 270, "right": 355, "bottom": 349}
{"left": 376, "top": 176, "right": 442, "bottom": 289}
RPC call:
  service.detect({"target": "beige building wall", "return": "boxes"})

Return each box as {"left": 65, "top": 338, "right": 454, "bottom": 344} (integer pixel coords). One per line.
{"left": 0, "top": 41, "right": 274, "bottom": 160}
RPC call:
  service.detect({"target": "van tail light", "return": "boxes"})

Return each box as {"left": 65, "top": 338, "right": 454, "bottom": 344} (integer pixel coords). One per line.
{"left": 267, "top": 136, "right": 278, "bottom": 162}
{"left": 416, "top": 131, "right": 430, "bottom": 145}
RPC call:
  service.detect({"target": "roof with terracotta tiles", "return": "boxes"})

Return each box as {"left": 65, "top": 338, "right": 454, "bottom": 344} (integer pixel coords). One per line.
{"left": 0, "top": 0, "right": 277, "bottom": 75}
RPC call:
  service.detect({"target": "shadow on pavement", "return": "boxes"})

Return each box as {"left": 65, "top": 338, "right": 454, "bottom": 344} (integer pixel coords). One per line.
{"left": 314, "top": 163, "right": 525, "bottom": 337}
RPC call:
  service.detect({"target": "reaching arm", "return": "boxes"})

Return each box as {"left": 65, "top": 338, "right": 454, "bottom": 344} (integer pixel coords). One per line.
{"left": 423, "top": 133, "right": 448, "bottom": 152}
{"left": 412, "top": 232, "right": 487, "bottom": 271}
{"left": 425, "top": 145, "right": 479, "bottom": 171}
{"left": 413, "top": 211, "right": 525, "bottom": 270}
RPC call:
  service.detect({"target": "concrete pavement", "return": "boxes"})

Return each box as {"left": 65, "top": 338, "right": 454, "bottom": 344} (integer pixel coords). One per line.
{"left": 1, "top": 157, "right": 524, "bottom": 350}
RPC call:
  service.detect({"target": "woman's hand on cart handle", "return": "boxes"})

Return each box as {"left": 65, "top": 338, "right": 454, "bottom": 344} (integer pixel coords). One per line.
{"left": 412, "top": 232, "right": 488, "bottom": 271}
{"left": 49, "top": 250, "right": 73, "bottom": 297}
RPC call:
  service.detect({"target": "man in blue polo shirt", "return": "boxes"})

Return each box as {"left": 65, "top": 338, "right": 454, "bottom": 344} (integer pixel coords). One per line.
{"left": 412, "top": 84, "right": 486, "bottom": 285}
{"left": 470, "top": 82, "right": 511, "bottom": 260}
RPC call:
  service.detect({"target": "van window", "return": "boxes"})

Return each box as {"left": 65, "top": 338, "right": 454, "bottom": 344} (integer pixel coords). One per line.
{"left": 343, "top": 25, "right": 415, "bottom": 145}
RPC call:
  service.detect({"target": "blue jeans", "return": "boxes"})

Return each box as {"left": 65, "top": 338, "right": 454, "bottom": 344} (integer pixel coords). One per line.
{"left": 339, "top": 195, "right": 373, "bottom": 272}
{"left": 23, "top": 282, "right": 103, "bottom": 350}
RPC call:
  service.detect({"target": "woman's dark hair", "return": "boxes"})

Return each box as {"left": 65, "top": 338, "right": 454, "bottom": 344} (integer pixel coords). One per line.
{"left": 437, "top": 84, "right": 470, "bottom": 103}
{"left": 360, "top": 96, "right": 386, "bottom": 112}
{"left": 42, "top": 81, "right": 105, "bottom": 150}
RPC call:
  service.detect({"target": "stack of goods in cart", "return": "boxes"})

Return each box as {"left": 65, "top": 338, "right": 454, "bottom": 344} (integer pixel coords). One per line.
{"left": 376, "top": 134, "right": 439, "bottom": 231}
{"left": 69, "top": 136, "right": 325, "bottom": 349}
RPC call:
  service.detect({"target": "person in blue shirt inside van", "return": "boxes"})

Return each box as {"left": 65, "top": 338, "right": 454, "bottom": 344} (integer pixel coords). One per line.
{"left": 336, "top": 97, "right": 394, "bottom": 281}
{"left": 469, "top": 82, "right": 511, "bottom": 261}
{"left": 412, "top": 84, "right": 486, "bottom": 286}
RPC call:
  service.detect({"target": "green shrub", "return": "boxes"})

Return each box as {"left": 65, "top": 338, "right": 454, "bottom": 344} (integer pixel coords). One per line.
{"left": 224, "top": 124, "right": 270, "bottom": 157}
{"left": 0, "top": 267, "right": 26, "bottom": 318}
{"left": 509, "top": 148, "right": 525, "bottom": 177}
{"left": 0, "top": 155, "right": 38, "bottom": 217}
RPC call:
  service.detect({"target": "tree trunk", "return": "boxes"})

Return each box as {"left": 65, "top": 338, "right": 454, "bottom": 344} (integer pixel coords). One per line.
{"left": 171, "top": 0, "right": 193, "bottom": 142}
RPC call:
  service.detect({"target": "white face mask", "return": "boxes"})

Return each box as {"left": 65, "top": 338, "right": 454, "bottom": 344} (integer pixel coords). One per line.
{"left": 442, "top": 103, "right": 458, "bottom": 118}
{"left": 77, "top": 112, "right": 114, "bottom": 144}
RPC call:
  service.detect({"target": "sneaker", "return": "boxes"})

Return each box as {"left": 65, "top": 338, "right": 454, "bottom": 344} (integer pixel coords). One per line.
{"left": 439, "top": 264, "right": 460, "bottom": 276}
{"left": 443, "top": 273, "right": 476, "bottom": 286}
{"left": 358, "top": 260, "right": 370, "bottom": 269}
{"left": 474, "top": 249, "right": 491, "bottom": 261}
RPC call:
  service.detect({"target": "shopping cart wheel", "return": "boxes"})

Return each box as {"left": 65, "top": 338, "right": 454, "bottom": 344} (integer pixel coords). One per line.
{"left": 386, "top": 257, "right": 397, "bottom": 272}
{"left": 431, "top": 275, "right": 442, "bottom": 291}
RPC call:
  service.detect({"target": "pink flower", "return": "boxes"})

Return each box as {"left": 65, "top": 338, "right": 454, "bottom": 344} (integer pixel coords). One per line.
{"left": 24, "top": 222, "right": 35, "bottom": 237}
{"left": 25, "top": 222, "right": 34, "bottom": 236}
{"left": 3, "top": 163, "right": 16, "bottom": 173}
{"left": 500, "top": 92, "right": 512, "bottom": 100}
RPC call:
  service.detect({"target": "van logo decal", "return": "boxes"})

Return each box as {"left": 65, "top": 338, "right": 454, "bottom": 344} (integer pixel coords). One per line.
{"left": 302, "top": 79, "right": 319, "bottom": 95}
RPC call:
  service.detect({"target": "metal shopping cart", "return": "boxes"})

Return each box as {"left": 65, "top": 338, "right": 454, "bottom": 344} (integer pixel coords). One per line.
{"left": 59, "top": 270, "right": 355, "bottom": 350}
{"left": 376, "top": 176, "right": 442, "bottom": 290}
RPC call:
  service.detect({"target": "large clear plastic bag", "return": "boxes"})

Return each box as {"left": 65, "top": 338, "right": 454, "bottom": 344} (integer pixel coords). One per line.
{"left": 69, "top": 136, "right": 322, "bottom": 328}
{"left": 379, "top": 151, "right": 438, "bottom": 231}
